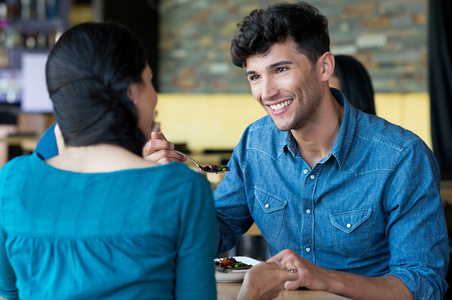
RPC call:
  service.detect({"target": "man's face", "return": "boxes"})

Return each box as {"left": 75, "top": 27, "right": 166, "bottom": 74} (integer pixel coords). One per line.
{"left": 245, "top": 39, "right": 323, "bottom": 132}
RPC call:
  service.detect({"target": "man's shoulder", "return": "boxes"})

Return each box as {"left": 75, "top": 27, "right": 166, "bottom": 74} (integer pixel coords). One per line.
{"left": 343, "top": 112, "right": 438, "bottom": 177}
{"left": 355, "top": 112, "right": 423, "bottom": 151}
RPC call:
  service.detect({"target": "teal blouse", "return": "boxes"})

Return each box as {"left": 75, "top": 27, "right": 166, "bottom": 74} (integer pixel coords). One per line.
{"left": 0, "top": 153, "right": 217, "bottom": 300}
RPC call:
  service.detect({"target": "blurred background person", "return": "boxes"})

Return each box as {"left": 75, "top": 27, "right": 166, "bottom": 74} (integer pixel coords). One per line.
{"left": 329, "top": 54, "right": 376, "bottom": 115}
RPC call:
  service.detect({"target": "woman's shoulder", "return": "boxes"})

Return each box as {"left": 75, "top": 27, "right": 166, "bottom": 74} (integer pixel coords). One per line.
{"left": 153, "top": 162, "right": 212, "bottom": 188}
{"left": 1, "top": 154, "right": 36, "bottom": 174}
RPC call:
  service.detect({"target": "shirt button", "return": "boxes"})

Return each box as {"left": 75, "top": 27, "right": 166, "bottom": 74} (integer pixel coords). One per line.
{"left": 303, "top": 169, "right": 308, "bottom": 174}
{"left": 306, "top": 209, "right": 311, "bottom": 214}
{"left": 310, "top": 175, "right": 315, "bottom": 180}
{"left": 265, "top": 203, "right": 270, "bottom": 208}
{"left": 305, "top": 247, "right": 311, "bottom": 252}
{"left": 346, "top": 223, "right": 352, "bottom": 228}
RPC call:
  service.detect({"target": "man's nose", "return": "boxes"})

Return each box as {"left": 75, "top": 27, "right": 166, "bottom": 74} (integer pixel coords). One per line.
{"left": 261, "top": 77, "right": 279, "bottom": 100}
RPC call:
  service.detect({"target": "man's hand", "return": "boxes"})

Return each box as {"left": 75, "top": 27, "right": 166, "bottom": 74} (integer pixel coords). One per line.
{"left": 142, "top": 132, "right": 187, "bottom": 164}
{"left": 268, "top": 249, "right": 413, "bottom": 300}
{"left": 268, "top": 249, "right": 329, "bottom": 291}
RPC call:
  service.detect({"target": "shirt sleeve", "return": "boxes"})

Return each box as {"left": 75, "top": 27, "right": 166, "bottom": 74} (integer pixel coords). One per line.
{"left": 0, "top": 162, "right": 19, "bottom": 300}
{"left": 213, "top": 128, "right": 255, "bottom": 256}
{"left": 174, "top": 172, "right": 217, "bottom": 300}
{"left": 384, "top": 139, "right": 449, "bottom": 300}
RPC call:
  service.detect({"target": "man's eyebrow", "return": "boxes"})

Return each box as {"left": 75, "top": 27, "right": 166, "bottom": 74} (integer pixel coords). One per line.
{"left": 245, "top": 70, "right": 256, "bottom": 76}
{"left": 267, "top": 61, "right": 294, "bottom": 70}
{"left": 246, "top": 60, "right": 294, "bottom": 76}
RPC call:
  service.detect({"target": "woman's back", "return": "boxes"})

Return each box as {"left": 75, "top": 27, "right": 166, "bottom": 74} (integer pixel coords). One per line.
{"left": 0, "top": 153, "right": 217, "bottom": 299}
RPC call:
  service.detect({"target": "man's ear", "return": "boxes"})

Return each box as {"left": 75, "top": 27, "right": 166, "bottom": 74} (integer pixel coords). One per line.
{"left": 319, "top": 52, "right": 335, "bottom": 82}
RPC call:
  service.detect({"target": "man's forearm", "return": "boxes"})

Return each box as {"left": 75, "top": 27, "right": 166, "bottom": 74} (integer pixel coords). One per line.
{"left": 325, "top": 272, "right": 413, "bottom": 300}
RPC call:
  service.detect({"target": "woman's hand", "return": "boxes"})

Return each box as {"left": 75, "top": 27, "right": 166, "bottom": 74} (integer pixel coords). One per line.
{"left": 142, "top": 132, "right": 187, "bottom": 165}
{"left": 237, "top": 262, "right": 299, "bottom": 300}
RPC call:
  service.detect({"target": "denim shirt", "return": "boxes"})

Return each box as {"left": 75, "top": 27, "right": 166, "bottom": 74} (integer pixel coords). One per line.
{"left": 214, "top": 89, "right": 449, "bottom": 299}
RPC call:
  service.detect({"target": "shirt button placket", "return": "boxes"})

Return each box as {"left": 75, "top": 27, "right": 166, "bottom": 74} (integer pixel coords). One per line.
{"left": 302, "top": 169, "right": 316, "bottom": 262}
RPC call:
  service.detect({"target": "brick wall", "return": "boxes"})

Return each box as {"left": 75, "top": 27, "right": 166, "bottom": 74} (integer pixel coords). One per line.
{"left": 159, "top": 0, "right": 428, "bottom": 93}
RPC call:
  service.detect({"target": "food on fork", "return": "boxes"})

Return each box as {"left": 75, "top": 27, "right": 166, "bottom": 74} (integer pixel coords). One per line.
{"left": 201, "top": 164, "right": 230, "bottom": 173}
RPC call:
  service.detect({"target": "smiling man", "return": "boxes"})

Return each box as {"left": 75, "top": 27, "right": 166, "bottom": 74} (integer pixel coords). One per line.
{"left": 142, "top": 1, "right": 448, "bottom": 299}
{"left": 212, "top": 2, "right": 449, "bottom": 299}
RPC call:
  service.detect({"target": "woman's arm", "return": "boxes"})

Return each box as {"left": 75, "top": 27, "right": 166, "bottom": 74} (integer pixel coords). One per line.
{"left": 0, "top": 164, "right": 19, "bottom": 300}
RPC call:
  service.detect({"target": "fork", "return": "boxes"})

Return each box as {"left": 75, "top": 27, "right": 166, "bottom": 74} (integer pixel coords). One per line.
{"left": 172, "top": 150, "right": 230, "bottom": 173}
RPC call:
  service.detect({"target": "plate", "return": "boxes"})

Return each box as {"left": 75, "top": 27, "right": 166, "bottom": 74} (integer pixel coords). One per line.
{"left": 214, "top": 256, "right": 261, "bottom": 283}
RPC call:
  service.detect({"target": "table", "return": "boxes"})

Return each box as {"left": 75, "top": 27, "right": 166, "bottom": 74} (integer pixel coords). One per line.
{"left": 217, "top": 282, "right": 351, "bottom": 300}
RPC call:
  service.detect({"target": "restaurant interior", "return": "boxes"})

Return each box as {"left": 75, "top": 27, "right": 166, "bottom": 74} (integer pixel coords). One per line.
{"left": 0, "top": 0, "right": 451, "bottom": 298}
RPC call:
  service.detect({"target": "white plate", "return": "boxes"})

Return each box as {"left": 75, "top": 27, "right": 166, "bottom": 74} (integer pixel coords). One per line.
{"left": 215, "top": 256, "right": 261, "bottom": 283}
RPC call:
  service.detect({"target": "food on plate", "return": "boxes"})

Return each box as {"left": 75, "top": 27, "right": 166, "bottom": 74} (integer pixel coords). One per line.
{"left": 201, "top": 164, "right": 230, "bottom": 173}
{"left": 215, "top": 257, "right": 253, "bottom": 271}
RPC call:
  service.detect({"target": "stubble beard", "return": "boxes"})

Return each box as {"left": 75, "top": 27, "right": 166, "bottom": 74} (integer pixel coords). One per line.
{"left": 272, "top": 90, "right": 321, "bottom": 132}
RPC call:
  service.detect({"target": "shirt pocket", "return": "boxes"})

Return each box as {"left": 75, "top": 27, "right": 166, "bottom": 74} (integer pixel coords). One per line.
{"left": 329, "top": 209, "right": 373, "bottom": 257}
{"left": 254, "top": 188, "right": 288, "bottom": 244}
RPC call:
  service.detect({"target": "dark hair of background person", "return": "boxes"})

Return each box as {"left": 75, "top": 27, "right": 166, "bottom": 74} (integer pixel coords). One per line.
{"left": 333, "top": 55, "right": 376, "bottom": 115}
{"left": 428, "top": 0, "right": 452, "bottom": 177}
{"left": 45, "top": 22, "right": 148, "bottom": 156}
{"left": 230, "top": 1, "right": 330, "bottom": 68}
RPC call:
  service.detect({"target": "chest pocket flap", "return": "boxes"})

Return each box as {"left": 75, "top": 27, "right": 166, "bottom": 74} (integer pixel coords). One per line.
{"left": 255, "top": 188, "right": 287, "bottom": 213}
{"left": 330, "top": 209, "right": 372, "bottom": 233}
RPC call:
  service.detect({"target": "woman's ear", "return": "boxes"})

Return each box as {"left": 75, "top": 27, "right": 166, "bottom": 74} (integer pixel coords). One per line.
{"left": 54, "top": 123, "right": 66, "bottom": 153}
{"left": 128, "top": 83, "right": 139, "bottom": 104}
{"left": 319, "top": 52, "right": 335, "bottom": 82}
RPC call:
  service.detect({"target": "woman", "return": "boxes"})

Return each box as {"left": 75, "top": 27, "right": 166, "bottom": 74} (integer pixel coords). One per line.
{"left": 0, "top": 22, "right": 217, "bottom": 299}
{"left": 329, "top": 54, "right": 376, "bottom": 115}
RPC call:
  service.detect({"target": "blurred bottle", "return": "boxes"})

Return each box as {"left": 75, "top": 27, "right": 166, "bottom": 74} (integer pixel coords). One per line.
{"left": 36, "top": 31, "right": 45, "bottom": 47}
{"left": 21, "top": 0, "right": 30, "bottom": 20}
{"left": 0, "top": 1, "right": 7, "bottom": 26}
{"left": 46, "top": 0, "right": 57, "bottom": 20}
{"left": 24, "top": 31, "right": 36, "bottom": 48}
{"left": 36, "top": 0, "right": 45, "bottom": 20}
{"left": 47, "top": 28, "right": 55, "bottom": 46}
{"left": 6, "top": 0, "right": 21, "bottom": 20}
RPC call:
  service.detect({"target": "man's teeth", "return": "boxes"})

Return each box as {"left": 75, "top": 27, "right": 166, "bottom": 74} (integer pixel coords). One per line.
{"left": 270, "top": 100, "right": 293, "bottom": 111}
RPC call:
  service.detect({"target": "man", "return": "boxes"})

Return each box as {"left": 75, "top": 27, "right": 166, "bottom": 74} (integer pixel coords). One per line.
{"left": 145, "top": 2, "right": 448, "bottom": 299}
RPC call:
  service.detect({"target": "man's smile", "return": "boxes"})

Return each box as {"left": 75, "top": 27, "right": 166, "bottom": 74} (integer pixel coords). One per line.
{"left": 269, "top": 99, "right": 293, "bottom": 112}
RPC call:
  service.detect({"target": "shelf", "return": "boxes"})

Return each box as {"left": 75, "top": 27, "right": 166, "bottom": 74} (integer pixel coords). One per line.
{"left": 0, "top": 0, "right": 70, "bottom": 113}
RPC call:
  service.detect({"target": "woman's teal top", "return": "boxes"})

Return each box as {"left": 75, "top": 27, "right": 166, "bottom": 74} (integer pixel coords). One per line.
{"left": 0, "top": 153, "right": 217, "bottom": 299}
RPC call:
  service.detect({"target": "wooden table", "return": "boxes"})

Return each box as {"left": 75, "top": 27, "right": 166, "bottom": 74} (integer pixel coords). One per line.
{"left": 0, "top": 283, "right": 350, "bottom": 300}
{"left": 217, "top": 282, "right": 351, "bottom": 300}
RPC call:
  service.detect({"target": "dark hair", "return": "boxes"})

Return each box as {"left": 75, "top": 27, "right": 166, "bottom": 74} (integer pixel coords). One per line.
{"left": 333, "top": 55, "right": 376, "bottom": 115}
{"left": 45, "top": 22, "right": 148, "bottom": 155}
{"left": 230, "top": 1, "right": 330, "bottom": 67}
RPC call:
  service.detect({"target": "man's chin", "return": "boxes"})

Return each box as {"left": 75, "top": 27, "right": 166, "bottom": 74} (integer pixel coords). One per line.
{"left": 269, "top": 117, "right": 292, "bottom": 132}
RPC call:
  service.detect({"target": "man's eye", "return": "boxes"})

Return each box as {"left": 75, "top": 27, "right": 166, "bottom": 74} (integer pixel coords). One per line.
{"left": 276, "top": 67, "right": 287, "bottom": 73}
{"left": 248, "top": 75, "right": 260, "bottom": 81}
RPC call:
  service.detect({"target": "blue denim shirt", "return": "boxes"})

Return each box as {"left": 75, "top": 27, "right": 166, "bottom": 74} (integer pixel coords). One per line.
{"left": 214, "top": 89, "right": 449, "bottom": 299}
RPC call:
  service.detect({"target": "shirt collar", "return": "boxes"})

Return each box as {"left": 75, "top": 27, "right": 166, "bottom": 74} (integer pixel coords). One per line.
{"left": 327, "top": 88, "right": 357, "bottom": 169}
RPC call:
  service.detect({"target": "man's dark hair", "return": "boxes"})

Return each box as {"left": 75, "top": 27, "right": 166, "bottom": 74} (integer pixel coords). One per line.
{"left": 46, "top": 22, "right": 148, "bottom": 155}
{"left": 231, "top": 1, "right": 330, "bottom": 67}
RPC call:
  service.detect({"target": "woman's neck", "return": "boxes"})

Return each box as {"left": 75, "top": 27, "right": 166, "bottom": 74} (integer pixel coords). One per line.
{"left": 46, "top": 144, "right": 156, "bottom": 173}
